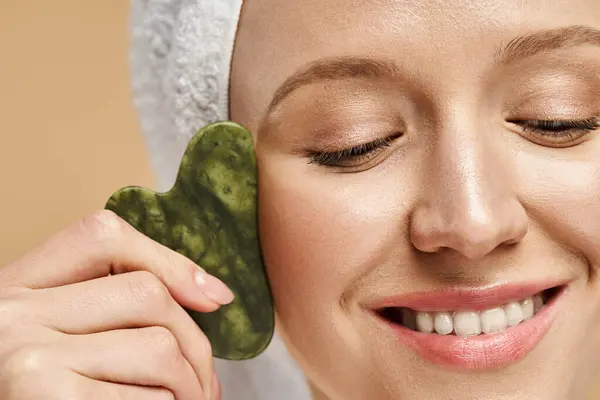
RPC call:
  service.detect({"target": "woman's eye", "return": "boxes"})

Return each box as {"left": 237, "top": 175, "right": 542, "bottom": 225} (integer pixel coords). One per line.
{"left": 308, "top": 133, "right": 402, "bottom": 168}
{"left": 509, "top": 117, "right": 599, "bottom": 147}
{"left": 306, "top": 117, "right": 599, "bottom": 168}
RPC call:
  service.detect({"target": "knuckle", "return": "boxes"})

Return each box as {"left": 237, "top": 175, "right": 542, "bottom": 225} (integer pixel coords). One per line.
{"left": 147, "top": 326, "right": 183, "bottom": 364}
{"left": 0, "top": 299, "right": 16, "bottom": 323}
{"left": 128, "top": 271, "right": 171, "bottom": 309}
{"left": 80, "top": 210, "right": 127, "bottom": 244}
{"left": 1, "top": 346, "right": 51, "bottom": 378}
{"left": 197, "top": 334, "right": 214, "bottom": 359}
{"left": 0, "top": 299, "right": 22, "bottom": 337}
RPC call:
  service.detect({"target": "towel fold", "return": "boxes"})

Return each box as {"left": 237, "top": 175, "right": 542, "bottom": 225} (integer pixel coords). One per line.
{"left": 129, "top": 1, "right": 311, "bottom": 399}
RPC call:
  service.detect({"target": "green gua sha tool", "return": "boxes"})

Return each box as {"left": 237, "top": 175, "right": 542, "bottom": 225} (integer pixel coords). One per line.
{"left": 105, "top": 121, "right": 274, "bottom": 360}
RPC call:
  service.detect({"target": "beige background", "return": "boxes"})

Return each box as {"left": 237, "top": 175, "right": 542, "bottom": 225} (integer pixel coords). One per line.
{"left": 0, "top": 0, "right": 154, "bottom": 264}
{"left": 0, "top": 1, "right": 598, "bottom": 398}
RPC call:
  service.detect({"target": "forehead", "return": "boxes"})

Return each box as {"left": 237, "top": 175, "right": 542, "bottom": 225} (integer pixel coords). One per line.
{"left": 241, "top": 0, "right": 600, "bottom": 43}
{"left": 232, "top": 0, "right": 600, "bottom": 126}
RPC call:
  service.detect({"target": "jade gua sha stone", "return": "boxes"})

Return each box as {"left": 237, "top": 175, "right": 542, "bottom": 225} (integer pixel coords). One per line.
{"left": 105, "top": 121, "right": 274, "bottom": 360}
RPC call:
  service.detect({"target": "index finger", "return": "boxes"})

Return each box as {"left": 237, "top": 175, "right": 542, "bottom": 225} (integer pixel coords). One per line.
{"left": 0, "top": 210, "right": 235, "bottom": 310}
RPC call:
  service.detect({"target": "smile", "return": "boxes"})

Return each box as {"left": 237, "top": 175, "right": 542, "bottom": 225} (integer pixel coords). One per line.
{"left": 368, "top": 281, "right": 570, "bottom": 370}
{"left": 379, "top": 287, "right": 559, "bottom": 336}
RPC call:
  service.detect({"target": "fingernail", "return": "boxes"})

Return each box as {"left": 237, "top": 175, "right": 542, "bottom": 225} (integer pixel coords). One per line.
{"left": 195, "top": 270, "right": 235, "bottom": 304}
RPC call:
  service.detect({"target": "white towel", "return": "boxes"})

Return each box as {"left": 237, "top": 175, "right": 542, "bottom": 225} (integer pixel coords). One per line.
{"left": 129, "top": 1, "right": 311, "bottom": 399}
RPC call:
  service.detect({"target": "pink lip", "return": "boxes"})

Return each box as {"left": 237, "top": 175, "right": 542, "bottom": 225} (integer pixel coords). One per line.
{"left": 368, "top": 281, "right": 570, "bottom": 370}
{"left": 368, "top": 280, "right": 565, "bottom": 312}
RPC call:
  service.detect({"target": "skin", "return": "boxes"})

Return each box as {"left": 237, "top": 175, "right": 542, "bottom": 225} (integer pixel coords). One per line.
{"left": 0, "top": 1, "right": 598, "bottom": 400}
{"left": 229, "top": 1, "right": 600, "bottom": 399}
{"left": 0, "top": 211, "right": 234, "bottom": 400}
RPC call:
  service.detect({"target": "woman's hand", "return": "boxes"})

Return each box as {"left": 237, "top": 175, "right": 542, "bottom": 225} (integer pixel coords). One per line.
{"left": 0, "top": 210, "right": 234, "bottom": 400}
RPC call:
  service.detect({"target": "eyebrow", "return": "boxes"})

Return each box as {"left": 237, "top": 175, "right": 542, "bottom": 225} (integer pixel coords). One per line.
{"left": 266, "top": 25, "right": 600, "bottom": 114}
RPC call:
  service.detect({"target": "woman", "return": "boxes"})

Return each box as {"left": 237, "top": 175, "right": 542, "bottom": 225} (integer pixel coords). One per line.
{"left": 1, "top": 0, "right": 599, "bottom": 399}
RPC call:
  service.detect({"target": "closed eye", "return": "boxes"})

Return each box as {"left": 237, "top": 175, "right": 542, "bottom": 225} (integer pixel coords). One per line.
{"left": 307, "top": 133, "right": 402, "bottom": 167}
{"left": 508, "top": 117, "right": 599, "bottom": 146}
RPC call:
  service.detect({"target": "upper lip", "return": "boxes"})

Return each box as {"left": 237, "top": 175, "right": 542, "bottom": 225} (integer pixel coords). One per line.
{"left": 365, "top": 279, "right": 570, "bottom": 312}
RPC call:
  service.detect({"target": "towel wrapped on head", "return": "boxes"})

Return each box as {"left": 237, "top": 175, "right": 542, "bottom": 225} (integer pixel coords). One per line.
{"left": 130, "top": 1, "right": 311, "bottom": 399}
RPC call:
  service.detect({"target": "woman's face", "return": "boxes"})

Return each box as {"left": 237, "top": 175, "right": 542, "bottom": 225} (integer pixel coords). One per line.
{"left": 230, "top": 1, "right": 600, "bottom": 399}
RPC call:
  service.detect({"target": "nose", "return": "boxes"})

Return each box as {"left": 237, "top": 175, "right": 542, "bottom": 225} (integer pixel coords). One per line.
{"left": 409, "top": 126, "right": 528, "bottom": 260}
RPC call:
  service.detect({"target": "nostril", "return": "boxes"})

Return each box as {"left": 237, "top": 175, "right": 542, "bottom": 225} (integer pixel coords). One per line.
{"left": 457, "top": 241, "right": 502, "bottom": 261}
{"left": 410, "top": 215, "right": 502, "bottom": 257}
{"left": 409, "top": 198, "right": 529, "bottom": 259}
{"left": 436, "top": 223, "right": 519, "bottom": 260}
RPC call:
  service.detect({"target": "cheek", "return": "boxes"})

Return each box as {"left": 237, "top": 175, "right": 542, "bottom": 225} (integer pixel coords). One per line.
{"left": 257, "top": 162, "right": 406, "bottom": 335}
{"left": 518, "top": 149, "right": 600, "bottom": 327}
{"left": 520, "top": 155, "right": 600, "bottom": 268}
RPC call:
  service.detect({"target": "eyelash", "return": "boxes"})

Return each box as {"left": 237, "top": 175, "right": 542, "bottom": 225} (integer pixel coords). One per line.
{"left": 307, "top": 134, "right": 399, "bottom": 166}
{"left": 514, "top": 117, "right": 599, "bottom": 138}
{"left": 510, "top": 117, "right": 600, "bottom": 147}
{"left": 308, "top": 117, "right": 599, "bottom": 167}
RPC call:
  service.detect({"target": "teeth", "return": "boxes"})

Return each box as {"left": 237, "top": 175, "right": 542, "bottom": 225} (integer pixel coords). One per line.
{"left": 415, "top": 312, "right": 434, "bottom": 333}
{"left": 503, "top": 301, "right": 524, "bottom": 327}
{"left": 406, "top": 293, "right": 548, "bottom": 336}
{"left": 480, "top": 307, "right": 508, "bottom": 334}
{"left": 453, "top": 311, "right": 481, "bottom": 337}
{"left": 434, "top": 312, "right": 453, "bottom": 335}
{"left": 521, "top": 298, "right": 534, "bottom": 320}
{"left": 533, "top": 294, "right": 544, "bottom": 313}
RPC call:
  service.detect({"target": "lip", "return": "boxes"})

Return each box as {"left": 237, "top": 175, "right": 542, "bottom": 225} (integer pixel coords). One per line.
{"left": 367, "top": 280, "right": 567, "bottom": 312}
{"left": 367, "top": 280, "right": 570, "bottom": 370}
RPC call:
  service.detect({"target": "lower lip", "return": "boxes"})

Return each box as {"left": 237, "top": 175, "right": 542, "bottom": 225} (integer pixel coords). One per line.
{"left": 375, "top": 287, "right": 567, "bottom": 370}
